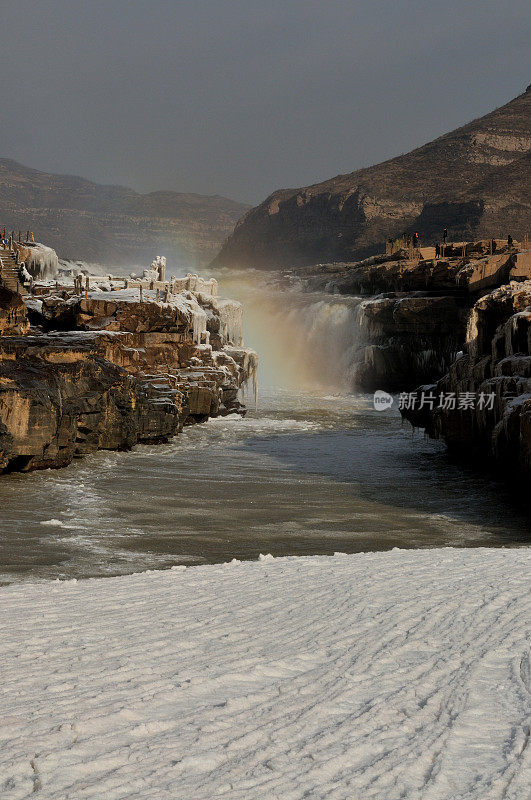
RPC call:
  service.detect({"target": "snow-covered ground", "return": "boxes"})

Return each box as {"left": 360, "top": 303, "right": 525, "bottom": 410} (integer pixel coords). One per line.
{"left": 1, "top": 548, "right": 529, "bottom": 800}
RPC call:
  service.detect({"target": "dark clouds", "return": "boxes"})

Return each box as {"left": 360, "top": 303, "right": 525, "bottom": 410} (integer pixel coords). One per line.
{"left": 1, "top": 0, "right": 529, "bottom": 203}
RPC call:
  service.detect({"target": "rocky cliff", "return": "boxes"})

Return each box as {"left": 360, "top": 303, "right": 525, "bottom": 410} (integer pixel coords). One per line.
{"left": 293, "top": 239, "right": 529, "bottom": 392}
{"left": 0, "top": 159, "right": 249, "bottom": 268}
{"left": 401, "top": 281, "right": 531, "bottom": 480}
{"left": 213, "top": 86, "right": 531, "bottom": 269}
{"left": 0, "top": 287, "right": 30, "bottom": 336}
{"left": 0, "top": 282, "right": 257, "bottom": 474}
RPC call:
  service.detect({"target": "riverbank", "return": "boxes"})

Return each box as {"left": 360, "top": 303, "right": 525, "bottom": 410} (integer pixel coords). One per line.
{"left": 401, "top": 280, "right": 531, "bottom": 481}
{"left": 1, "top": 546, "right": 529, "bottom": 799}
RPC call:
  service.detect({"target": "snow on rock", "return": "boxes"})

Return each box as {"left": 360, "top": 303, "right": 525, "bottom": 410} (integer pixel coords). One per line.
{"left": 142, "top": 267, "right": 160, "bottom": 282}
{"left": 23, "top": 297, "right": 43, "bottom": 314}
{"left": 0, "top": 547, "right": 529, "bottom": 799}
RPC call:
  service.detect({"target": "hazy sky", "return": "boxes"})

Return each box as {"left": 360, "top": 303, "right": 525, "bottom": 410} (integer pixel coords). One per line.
{"left": 1, "top": 0, "right": 529, "bottom": 204}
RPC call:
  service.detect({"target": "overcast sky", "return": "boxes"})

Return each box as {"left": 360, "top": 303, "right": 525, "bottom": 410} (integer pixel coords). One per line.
{"left": 0, "top": 0, "right": 529, "bottom": 205}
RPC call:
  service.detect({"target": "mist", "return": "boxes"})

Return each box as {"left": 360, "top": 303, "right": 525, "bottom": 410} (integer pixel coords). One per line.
{"left": 210, "top": 269, "right": 364, "bottom": 392}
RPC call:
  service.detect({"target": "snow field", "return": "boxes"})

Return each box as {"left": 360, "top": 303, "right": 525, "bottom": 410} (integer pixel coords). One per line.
{"left": 0, "top": 547, "right": 529, "bottom": 799}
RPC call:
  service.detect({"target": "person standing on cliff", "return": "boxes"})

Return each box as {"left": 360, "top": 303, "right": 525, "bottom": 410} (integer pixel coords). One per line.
{"left": 443, "top": 227, "right": 448, "bottom": 244}
{"left": 413, "top": 232, "right": 419, "bottom": 248}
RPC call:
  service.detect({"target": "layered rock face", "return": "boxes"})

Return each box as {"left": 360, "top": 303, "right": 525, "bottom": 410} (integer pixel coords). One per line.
{"left": 0, "top": 285, "right": 257, "bottom": 474}
{"left": 401, "top": 281, "right": 531, "bottom": 479}
{"left": 0, "top": 159, "right": 249, "bottom": 268}
{"left": 351, "top": 295, "right": 466, "bottom": 391}
{"left": 0, "top": 341, "right": 180, "bottom": 472}
{"left": 214, "top": 87, "right": 530, "bottom": 269}
{"left": 299, "top": 239, "right": 528, "bottom": 391}
{"left": 300, "top": 241, "right": 522, "bottom": 296}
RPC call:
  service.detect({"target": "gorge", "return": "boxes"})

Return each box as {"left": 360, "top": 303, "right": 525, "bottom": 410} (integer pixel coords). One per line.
{"left": 1, "top": 234, "right": 530, "bottom": 485}
{"left": 0, "top": 240, "right": 529, "bottom": 584}
{"left": 2, "top": 11, "right": 530, "bottom": 799}
{"left": 1, "top": 79, "right": 530, "bottom": 577}
{"left": 215, "top": 236, "right": 531, "bottom": 484}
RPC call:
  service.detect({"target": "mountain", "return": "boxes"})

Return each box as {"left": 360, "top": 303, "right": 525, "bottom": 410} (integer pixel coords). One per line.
{"left": 213, "top": 86, "right": 531, "bottom": 269}
{"left": 0, "top": 159, "right": 250, "bottom": 268}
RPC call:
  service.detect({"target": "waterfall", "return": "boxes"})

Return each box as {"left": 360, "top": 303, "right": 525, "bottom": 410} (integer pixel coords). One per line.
{"left": 207, "top": 269, "right": 365, "bottom": 392}
{"left": 275, "top": 295, "right": 365, "bottom": 390}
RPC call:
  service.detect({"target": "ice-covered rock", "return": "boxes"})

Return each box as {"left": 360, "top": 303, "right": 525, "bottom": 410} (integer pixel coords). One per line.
{"left": 151, "top": 256, "right": 166, "bottom": 281}
{"left": 402, "top": 280, "right": 531, "bottom": 479}
{"left": 0, "top": 271, "right": 258, "bottom": 474}
{"left": 20, "top": 243, "right": 59, "bottom": 280}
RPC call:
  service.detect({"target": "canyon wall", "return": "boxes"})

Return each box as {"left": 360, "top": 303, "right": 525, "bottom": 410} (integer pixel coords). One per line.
{"left": 214, "top": 87, "right": 530, "bottom": 269}
{"left": 295, "top": 239, "right": 530, "bottom": 392}
{"left": 0, "top": 285, "right": 257, "bottom": 474}
{"left": 401, "top": 281, "right": 531, "bottom": 480}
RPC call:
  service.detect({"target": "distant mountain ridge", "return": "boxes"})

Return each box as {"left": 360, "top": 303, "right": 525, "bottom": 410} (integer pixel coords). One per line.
{"left": 213, "top": 86, "right": 531, "bottom": 269}
{"left": 0, "top": 159, "right": 250, "bottom": 268}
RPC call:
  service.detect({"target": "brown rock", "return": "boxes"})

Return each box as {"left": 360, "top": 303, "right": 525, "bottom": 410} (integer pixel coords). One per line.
{"left": 0, "top": 286, "right": 258, "bottom": 474}
{"left": 402, "top": 280, "right": 531, "bottom": 480}
{"left": 0, "top": 287, "right": 30, "bottom": 336}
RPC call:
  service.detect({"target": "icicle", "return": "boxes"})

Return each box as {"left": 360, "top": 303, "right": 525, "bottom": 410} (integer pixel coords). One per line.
{"left": 252, "top": 364, "right": 258, "bottom": 410}
{"left": 191, "top": 308, "right": 206, "bottom": 344}
{"left": 216, "top": 300, "right": 243, "bottom": 346}
{"left": 24, "top": 243, "right": 59, "bottom": 280}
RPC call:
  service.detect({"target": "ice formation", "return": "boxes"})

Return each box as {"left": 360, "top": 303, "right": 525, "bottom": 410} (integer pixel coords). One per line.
{"left": 0, "top": 547, "right": 529, "bottom": 799}
{"left": 216, "top": 298, "right": 244, "bottom": 346}
{"left": 150, "top": 256, "right": 166, "bottom": 281}
{"left": 23, "top": 243, "right": 59, "bottom": 280}
{"left": 170, "top": 274, "right": 218, "bottom": 296}
{"left": 188, "top": 296, "right": 208, "bottom": 344}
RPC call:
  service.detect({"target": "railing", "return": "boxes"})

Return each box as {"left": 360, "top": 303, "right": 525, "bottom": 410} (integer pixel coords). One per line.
{"left": 1, "top": 230, "right": 35, "bottom": 252}
{"left": 385, "top": 233, "right": 530, "bottom": 261}
{"left": 1, "top": 230, "right": 35, "bottom": 242}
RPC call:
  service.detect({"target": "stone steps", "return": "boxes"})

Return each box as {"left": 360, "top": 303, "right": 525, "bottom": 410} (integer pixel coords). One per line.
{"left": 0, "top": 249, "right": 27, "bottom": 295}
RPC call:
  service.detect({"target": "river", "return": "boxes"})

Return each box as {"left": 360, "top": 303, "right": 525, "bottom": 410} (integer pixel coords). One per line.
{"left": 0, "top": 270, "right": 528, "bottom": 583}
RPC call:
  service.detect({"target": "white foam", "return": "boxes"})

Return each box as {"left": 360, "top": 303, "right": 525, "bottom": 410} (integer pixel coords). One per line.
{"left": 39, "top": 518, "right": 80, "bottom": 529}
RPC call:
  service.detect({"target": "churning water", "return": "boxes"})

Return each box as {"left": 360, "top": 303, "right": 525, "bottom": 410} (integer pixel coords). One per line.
{"left": 0, "top": 271, "right": 528, "bottom": 583}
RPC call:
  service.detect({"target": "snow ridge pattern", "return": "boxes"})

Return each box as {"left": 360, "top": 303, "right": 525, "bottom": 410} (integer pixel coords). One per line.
{"left": 1, "top": 548, "right": 530, "bottom": 799}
